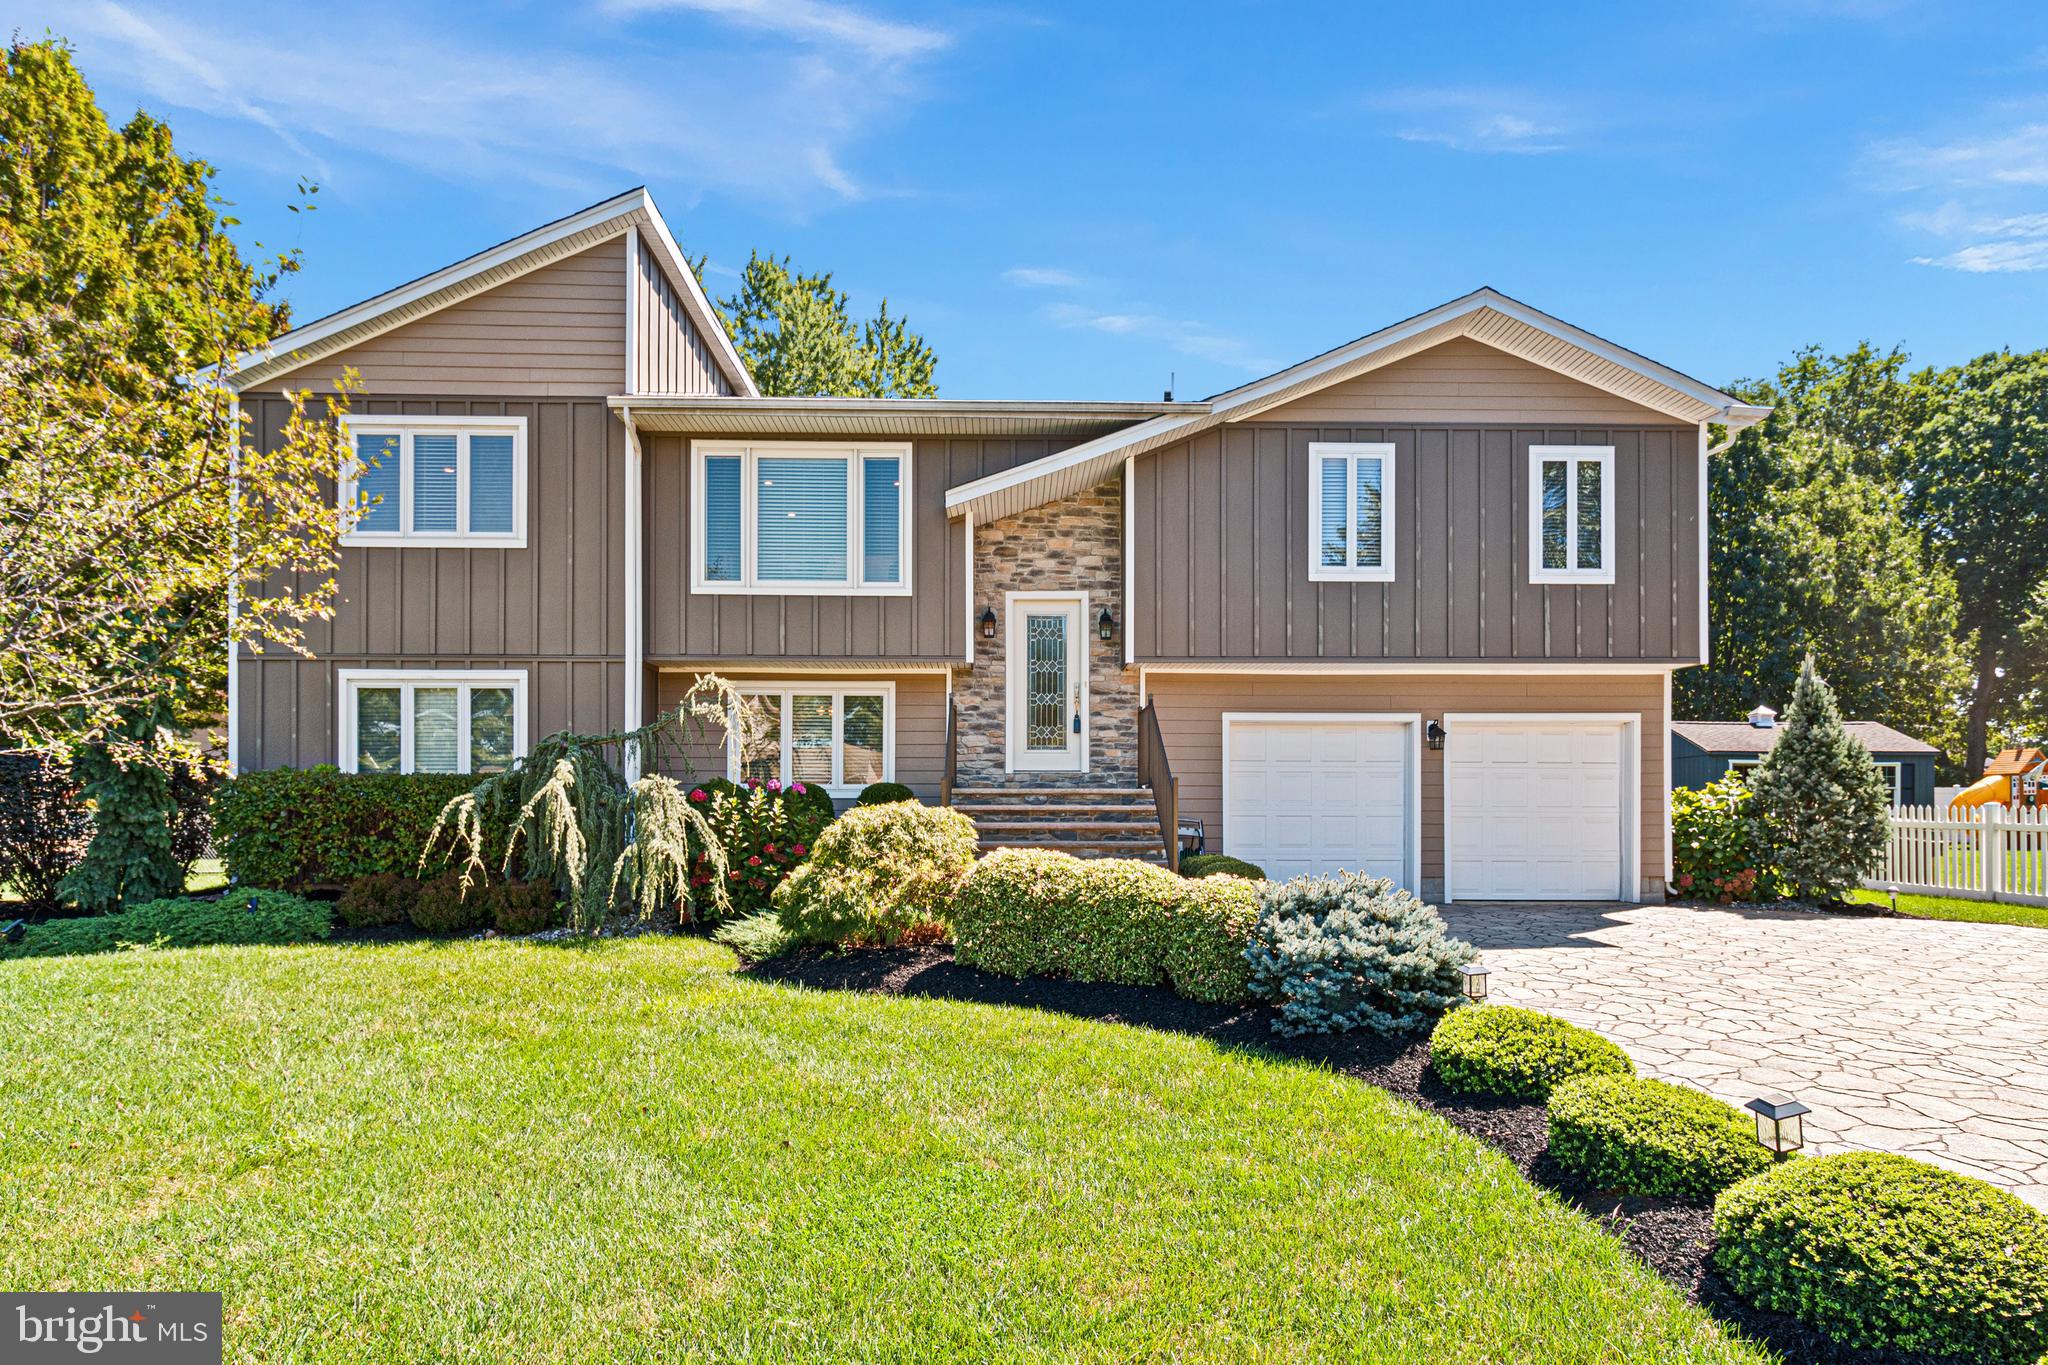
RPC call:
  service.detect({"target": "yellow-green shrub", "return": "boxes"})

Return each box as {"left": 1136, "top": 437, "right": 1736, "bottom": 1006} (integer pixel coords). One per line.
{"left": 772, "top": 802, "right": 977, "bottom": 947}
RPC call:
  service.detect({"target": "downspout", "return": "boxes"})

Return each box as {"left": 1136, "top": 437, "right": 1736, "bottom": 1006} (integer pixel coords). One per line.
{"left": 226, "top": 395, "right": 240, "bottom": 776}
{"left": 622, "top": 406, "right": 644, "bottom": 784}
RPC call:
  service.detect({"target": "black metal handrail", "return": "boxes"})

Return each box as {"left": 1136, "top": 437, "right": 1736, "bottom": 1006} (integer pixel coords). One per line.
{"left": 1137, "top": 698, "right": 1178, "bottom": 871}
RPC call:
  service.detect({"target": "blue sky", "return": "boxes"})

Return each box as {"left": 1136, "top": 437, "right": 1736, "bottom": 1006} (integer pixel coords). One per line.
{"left": 16, "top": 0, "right": 2048, "bottom": 399}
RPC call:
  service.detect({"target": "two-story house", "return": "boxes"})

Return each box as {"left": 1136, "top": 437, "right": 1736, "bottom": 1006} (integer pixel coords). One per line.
{"left": 223, "top": 189, "right": 1768, "bottom": 902}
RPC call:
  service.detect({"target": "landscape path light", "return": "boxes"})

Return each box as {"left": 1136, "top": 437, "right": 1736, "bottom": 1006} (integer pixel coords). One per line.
{"left": 1744, "top": 1095, "right": 1810, "bottom": 1155}
{"left": 1457, "top": 961, "right": 1490, "bottom": 1002}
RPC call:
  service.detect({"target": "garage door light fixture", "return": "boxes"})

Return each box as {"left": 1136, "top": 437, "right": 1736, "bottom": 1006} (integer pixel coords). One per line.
{"left": 1426, "top": 719, "right": 1446, "bottom": 751}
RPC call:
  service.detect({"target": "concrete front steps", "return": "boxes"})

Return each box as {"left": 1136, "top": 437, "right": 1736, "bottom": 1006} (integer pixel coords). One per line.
{"left": 949, "top": 786, "right": 1169, "bottom": 864}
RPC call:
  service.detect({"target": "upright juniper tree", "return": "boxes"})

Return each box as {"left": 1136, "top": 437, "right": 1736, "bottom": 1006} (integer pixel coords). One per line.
{"left": 1747, "top": 657, "right": 1891, "bottom": 904}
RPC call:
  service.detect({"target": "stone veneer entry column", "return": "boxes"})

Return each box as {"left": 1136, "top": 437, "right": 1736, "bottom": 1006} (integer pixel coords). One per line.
{"left": 954, "top": 475, "right": 1138, "bottom": 785}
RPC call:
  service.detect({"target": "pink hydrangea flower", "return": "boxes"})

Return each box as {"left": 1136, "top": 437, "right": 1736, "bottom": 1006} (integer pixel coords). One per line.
{"left": 791, "top": 782, "right": 807, "bottom": 795}
{"left": 689, "top": 788, "right": 707, "bottom": 803}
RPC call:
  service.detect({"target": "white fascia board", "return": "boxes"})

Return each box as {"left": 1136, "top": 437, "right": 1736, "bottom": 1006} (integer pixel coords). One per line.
{"left": 942, "top": 411, "right": 1208, "bottom": 512}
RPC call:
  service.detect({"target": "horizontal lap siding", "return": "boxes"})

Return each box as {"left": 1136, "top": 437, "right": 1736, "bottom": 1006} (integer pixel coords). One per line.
{"left": 645, "top": 434, "right": 1069, "bottom": 662}
{"left": 1134, "top": 423, "right": 1698, "bottom": 663}
{"left": 651, "top": 670, "right": 949, "bottom": 802}
{"left": 272, "top": 242, "right": 627, "bottom": 398}
{"left": 1148, "top": 672, "right": 1666, "bottom": 890}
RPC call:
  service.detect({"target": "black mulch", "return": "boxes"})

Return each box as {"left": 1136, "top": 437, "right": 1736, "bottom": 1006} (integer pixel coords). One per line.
{"left": 746, "top": 945, "right": 1957, "bottom": 1365}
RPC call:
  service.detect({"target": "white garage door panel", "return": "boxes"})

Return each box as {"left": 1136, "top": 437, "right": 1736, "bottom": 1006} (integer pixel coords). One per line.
{"left": 1225, "top": 720, "right": 1410, "bottom": 884}
{"left": 1447, "top": 722, "right": 1627, "bottom": 901}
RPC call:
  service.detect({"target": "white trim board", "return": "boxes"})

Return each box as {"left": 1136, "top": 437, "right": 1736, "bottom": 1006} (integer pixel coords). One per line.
{"left": 1307, "top": 441, "right": 1397, "bottom": 583}
{"left": 1440, "top": 711, "right": 1642, "bottom": 904}
{"left": 1220, "top": 712, "right": 1422, "bottom": 892}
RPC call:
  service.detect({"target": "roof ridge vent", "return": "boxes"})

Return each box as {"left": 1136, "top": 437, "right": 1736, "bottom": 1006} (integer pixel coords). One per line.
{"left": 1748, "top": 704, "right": 1778, "bottom": 729}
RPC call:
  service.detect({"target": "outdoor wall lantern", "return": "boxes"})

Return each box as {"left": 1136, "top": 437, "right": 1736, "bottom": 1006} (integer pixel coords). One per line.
{"left": 1098, "top": 607, "right": 1116, "bottom": 642}
{"left": 1745, "top": 1095, "right": 1811, "bottom": 1155}
{"left": 1457, "top": 961, "right": 1490, "bottom": 1002}
{"left": 979, "top": 606, "right": 997, "bottom": 640}
{"left": 1426, "top": 719, "right": 1447, "bottom": 751}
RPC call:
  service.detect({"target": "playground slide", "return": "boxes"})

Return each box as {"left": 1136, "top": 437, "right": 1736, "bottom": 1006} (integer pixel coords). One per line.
{"left": 1949, "top": 775, "right": 2010, "bottom": 811}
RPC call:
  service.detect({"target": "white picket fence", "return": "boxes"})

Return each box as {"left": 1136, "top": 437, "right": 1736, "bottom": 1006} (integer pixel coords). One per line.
{"left": 1871, "top": 803, "right": 2048, "bottom": 906}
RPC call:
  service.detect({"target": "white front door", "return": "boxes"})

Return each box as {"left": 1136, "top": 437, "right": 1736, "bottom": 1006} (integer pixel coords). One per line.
{"left": 1444, "top": 718, "right": 1632, "bottom": 901}
{"left": 1224, "top": 717, "right": 1414, "bottom": 884}
{"left": 1007, "top": 595, "right": 1086, "bottom": 773}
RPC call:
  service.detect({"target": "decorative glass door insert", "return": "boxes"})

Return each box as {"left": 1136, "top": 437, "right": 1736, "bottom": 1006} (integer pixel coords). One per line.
{"left": 1008, "top": 597, "right": 1086, "bottom": 772}
{"left": 1025, "top": 612, "right": 1070, "bottom": 752}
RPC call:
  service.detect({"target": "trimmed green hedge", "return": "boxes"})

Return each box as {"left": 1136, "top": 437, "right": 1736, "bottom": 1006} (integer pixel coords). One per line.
{"left": 214, "top": 767, "right": 494, "bottom": 889}
{"left": 1429, "top": 1005, "right": 1633, "bottom": 1101}
{"left": 1547, "top": 1074, "right": 1771, "bottom": 1200}
{"left": 1714, "top": 1152, "right": 2048, "bottom": 1363}
{"left": 0, "top": 890, "right": 331, "bottom": 959}
{"left": 952, "top": 850, "right": 1263, "bottom": 1004}
{"left": 1178, "top": 853, "right": 1266, "bottom": 881}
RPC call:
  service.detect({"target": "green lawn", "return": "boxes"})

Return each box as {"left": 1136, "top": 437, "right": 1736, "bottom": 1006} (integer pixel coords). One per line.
{"left": 0, "top": 938, "right": 1761, "bottom": 1363}
{"left": 1848, "top": 887, "right": 2048, "bottom": 929}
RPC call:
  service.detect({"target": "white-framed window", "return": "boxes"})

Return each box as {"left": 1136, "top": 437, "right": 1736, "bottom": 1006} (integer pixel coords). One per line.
{"left": 1875, "top": 761, "right": 1905, "bottom": 806}
{"left": 1308, "top": 442, "right": 1396, "bottom": 582}
{"left": 689, "top": 441, "right": 912, "bottom": 595}
{"left": 1529, "top": 445, "right": 1614, "bottom": 584}
{"left": 1728, "top": 757, "right": 1763, "bottom": 781}
{"left": 338, "top": 669, "right": 527, "bottom": 775}
{"left": 341, "top": 415, "right": 528, "bottom": 548}
{"left": 726, "top": 683, "right": 894, "bottom": 797}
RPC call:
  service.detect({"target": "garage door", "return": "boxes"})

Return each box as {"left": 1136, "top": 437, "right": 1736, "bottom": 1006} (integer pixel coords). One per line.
{"left": 1445, "top": 719, "right": 1629, "bottom": 901}
{"left": 1224, "top": 718, "right": 1412, "bottom": 884}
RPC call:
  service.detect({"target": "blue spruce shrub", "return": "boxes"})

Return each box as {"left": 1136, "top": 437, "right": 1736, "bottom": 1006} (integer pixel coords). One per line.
{"left": 1244, "top": 871, "right": 1475, "bottom": 1036}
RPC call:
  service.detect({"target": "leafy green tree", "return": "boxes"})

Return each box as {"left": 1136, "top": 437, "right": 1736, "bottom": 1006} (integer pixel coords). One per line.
{"left": 1681, "top": 390, "right": 1969, "bottom": 769}
{"left": 1747, "top": 657, "right": 1891, "bottom": 904}
{"left": 0, "top": 38, "right": 355, "bottom": 754}
{"left": 716, "top": 252, "right": 936, "bottom": 397}
{"left": 1908, "top": 349, "right": 2048, "bottom": 774}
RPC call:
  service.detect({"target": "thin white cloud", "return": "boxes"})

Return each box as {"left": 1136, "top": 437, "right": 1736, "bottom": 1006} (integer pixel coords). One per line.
{"left": 1044, "top": 302, "right": 1275, "bottom": 374}
{"left": 1373, "top": 86, "right": 1574, "bottom": 155}
{"left": 37, "top": 0, "right": 951, "bottom": 209}
{"left": 1871, "top": 114, "right": 2048, "bottom": 272}
{"left": 600, "top": 0, "right": 950, "bottom": 61}
{"left": 1003, "top": 265, "right": 1083, "bottom": 288}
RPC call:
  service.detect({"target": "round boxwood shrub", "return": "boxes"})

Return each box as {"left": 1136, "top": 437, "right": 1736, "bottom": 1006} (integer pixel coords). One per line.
{"left": 1714, "top": 1152, "right": 2048, "bottom": 1363}
{"left": 951, "top": 850, "right": 1262, "bottom": 1003}
{"left": 1244, "top": 872, "right": 1474, "bottom": 1036}
{"left": 1178, "top": 853, "right": 1266, "bottom": 881}
{"left": 489, "top": 882, "right": 560, "bottom": 935}
{"left": 854, "top": 781, "right": 916, "bottom": 806}
{"left": 1429, "top": 1004, "right": 1632, "bottom": 1101}
{"left": 1547, "top": 1074, "right": 1771, "bottom": 1200}
{"left": 336, "top": 873, "right": 421, "bottom": 928}
{"left": 411, "top": 874, "right": 492, "bottom": 936}
{"left": 773, "top": 801, "right": 978, "bottom": 947}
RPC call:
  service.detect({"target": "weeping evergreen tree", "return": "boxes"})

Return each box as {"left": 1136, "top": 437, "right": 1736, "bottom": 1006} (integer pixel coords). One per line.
{"left": 1747, "top": 657, "right": 1891, "bottom": 904}
{"left": 425, "top": 675, "right": 775, "bottom": 933}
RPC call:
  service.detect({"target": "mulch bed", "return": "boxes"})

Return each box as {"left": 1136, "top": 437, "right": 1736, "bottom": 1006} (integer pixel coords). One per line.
{"left": 747, "top": 945, "right": 1954, "bottom": 1365}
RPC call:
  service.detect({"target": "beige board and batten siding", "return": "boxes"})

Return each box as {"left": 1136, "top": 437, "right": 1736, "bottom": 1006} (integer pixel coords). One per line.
{"left": 643, "top": 434, "right": 1079, "bottom": 663}
{"left": 650, "top": 669, "right": 950, "bottom": 802}
{"left": 234, "top": 387, "right": 629, "bottom": 769}
{"left": 1131, "top": 338, "right": 1701, "bottom": 662}
{"left": 1148, "top": 671, "right": 1666, "bottom": 897}
{"left": 270, "top": 241, "right": 627, "bottom": 398}
{"left": 631, "top": 235, "right": 732, "bottom": 396}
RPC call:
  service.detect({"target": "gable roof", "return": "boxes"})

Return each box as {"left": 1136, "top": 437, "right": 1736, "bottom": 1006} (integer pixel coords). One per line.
{"left": 222, "top": 188, "right": 756, "bottom": 397}
{"left": 1673, "top": 720, "right": 1939, "bottom": 756}
{"left": 944, "top": 287, "right": 1769, "bottom": 525}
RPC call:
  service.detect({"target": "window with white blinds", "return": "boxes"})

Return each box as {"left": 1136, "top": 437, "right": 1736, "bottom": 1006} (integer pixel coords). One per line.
{"left": 340, "top": 670, "right": 526, "bottom": 774}
{"left": 727, "top": 684, "right": 893, "bottom": 796}
{"left": 691, "top": 443, "right": 911, "bottom": 594}
{"left": 1528, "top": 445, "right": 1614, "bottom": 584}
{"left": 1307, "top": 442, "right": 1396, "bottom": 582}
{"left": 341, "top": 417, "right": 527, "bottom": 547}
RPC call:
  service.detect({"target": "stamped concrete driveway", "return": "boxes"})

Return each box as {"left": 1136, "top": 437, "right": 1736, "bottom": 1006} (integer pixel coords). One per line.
{"left": 1437, "top": 902, "right": 2048, "bottom": 1208}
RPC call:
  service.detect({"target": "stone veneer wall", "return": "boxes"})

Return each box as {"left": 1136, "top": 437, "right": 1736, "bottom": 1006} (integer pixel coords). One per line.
{"left": 955, "top": 475, "right": 1137, "bottom": 784}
